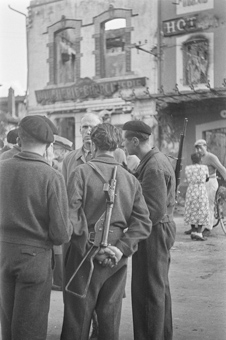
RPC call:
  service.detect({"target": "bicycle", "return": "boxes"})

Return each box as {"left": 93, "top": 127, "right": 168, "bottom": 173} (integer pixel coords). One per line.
{"left": 213, "top": 185, "right": 226, "bottom": 235}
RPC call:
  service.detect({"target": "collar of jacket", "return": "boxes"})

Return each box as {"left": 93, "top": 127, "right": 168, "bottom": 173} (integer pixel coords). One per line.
{"left": 136, "top": 146, "right": 159, "bottom": 174}
{"left": 91, "top": 154, "right": 119, "bottom": 165}
{"left": 14, "top": 151, "right": 50, "bottom": 166}
{"left": 74, "top": 147, "right": 86, "bottom": 161}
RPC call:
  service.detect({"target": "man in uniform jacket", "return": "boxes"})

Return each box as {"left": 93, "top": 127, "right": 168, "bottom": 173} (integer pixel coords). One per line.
{"left": 0, "top": 115, "right": 71, "bottom": 340}
{"left": 123, "top": 120, "right": 176, "bottom": 340}
{"left": 61, "top": 123, "right": 152, "bottom": 340}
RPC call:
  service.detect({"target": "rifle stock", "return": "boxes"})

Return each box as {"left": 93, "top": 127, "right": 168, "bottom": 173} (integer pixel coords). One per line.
{"left": 175, "top": 118, "right": 188, "bottom": 196}
{"left": 65, "top": 165, "right": 117, "bottom": 298}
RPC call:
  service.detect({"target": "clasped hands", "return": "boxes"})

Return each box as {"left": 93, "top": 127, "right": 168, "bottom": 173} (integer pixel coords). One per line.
{"left": 95, "top": 245, "right": 123, "bottom": 268}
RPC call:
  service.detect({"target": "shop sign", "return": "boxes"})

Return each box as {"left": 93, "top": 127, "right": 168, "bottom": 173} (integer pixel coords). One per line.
{"left": 163, "top": 14, "right": 219, "bottom": 37}
{"left": 35, "top": 77, "right": 146, "bottom": 105}
{"left": 176, "top": 0, "right": 213, "bottom": 15}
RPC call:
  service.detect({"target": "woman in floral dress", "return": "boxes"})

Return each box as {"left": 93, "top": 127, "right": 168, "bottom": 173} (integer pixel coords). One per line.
{"left": 184, "top": 153, "right": 210, "bottom": 241}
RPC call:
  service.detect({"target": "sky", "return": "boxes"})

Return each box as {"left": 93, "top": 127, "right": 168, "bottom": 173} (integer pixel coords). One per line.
{"left": 0, "top": 0, "right": 126, "bottom": 98}
{"left": 0, "top": 0, "right": 30, "bottom": 97}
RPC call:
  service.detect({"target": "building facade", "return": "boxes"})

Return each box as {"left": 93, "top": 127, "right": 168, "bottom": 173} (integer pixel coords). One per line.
{"left": 27, "top": 0, "right": 160, "bottom": 148}
{"left": 158, "top": 0, "right": 226, "bottom": 179}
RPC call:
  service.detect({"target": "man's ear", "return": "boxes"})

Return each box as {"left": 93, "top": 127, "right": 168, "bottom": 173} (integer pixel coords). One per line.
{"left": 132, "top": 137, "right": 139, "bottom": 146}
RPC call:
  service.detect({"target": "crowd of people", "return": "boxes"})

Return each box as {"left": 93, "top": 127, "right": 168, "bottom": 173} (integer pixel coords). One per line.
{"left": 0, "top": 113, "right": 225, "bottom": 340}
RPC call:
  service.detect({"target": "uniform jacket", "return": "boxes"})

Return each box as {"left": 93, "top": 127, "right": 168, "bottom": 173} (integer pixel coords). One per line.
{"left": 135, "top": 147, "right": 176, "bottom": 226}
{"left": 0, "top": 151, "right": 71, "bottom": 249}
{"left": 67, "top": 154, "right": 152, "bottom": 257}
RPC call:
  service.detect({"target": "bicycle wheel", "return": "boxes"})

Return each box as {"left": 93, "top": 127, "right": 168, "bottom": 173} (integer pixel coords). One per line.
{"left": 218, "top": 200, "right": 226, "bottom": 235}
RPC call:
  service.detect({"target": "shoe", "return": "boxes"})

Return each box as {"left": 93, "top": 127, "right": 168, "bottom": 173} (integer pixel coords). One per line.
{"left": 184, "top": 229, "right": 192, "bottom": 235}
{"left": 202, "top": 228, "right": 211, "bottom": 237}
{"left": 191, "top": 232, "right": 207, "bottom": 241}
{"left": 190, "top": 232, "right": 197, "bottom": 240}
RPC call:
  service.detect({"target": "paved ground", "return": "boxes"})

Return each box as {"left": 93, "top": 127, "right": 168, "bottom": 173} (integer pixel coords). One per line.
{"left": 2, "top": 213, "right": 225, "bottom": 339}
{"left": 46, "top": 213, "right": 226, "bottom": 340}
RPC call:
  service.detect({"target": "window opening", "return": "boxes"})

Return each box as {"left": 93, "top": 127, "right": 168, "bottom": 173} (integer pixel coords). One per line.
{"left": 183, "top": 37, "right": 209, "bottom": 86}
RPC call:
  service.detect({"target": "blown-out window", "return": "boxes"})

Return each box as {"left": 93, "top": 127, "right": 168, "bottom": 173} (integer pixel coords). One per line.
{"left": 183, "top": 36, "right": 209, "bottom": 86}
{"left": 47, "top": 17, "right": 82, "bottom": 86}
{"left": 93, "top": 5, "right": 133, "bottom": 79}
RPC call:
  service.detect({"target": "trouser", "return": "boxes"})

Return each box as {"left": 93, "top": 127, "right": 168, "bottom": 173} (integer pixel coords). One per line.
{"left": 0, "top": 242, "right": 53, "bottom": 340}
{"left": 132, "top": 220, "right": 176, "bottom": 340}
{"left": 205, "top": 177, "right": 218, "bottom": 230}
{"left": 53, "top": 254, "right": 63, "bottom": 287}
{"left": 61, "top": 243, "right": 127, "bottom": 340}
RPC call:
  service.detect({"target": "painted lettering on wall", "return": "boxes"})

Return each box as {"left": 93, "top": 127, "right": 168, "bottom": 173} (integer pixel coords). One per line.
{"left": 176, "top": 0, "right": 213, "bottom": 15}
{"left": 35, "top": 77, "right": 146, "bottom": 105}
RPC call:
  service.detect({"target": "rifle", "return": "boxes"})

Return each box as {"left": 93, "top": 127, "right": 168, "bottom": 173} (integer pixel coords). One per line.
{"left": 175, "top": 118, "right": 188, "bottom": 197}
{"left": 65, "top": 165, "right": 117, "bottom": 298}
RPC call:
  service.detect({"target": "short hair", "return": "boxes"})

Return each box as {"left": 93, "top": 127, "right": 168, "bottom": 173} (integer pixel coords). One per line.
{"left": 91, "top": 123, "right": 118, "bottom": 151}
{"left": 124, "top": 130, "right": 150, "bottom": 142}
{"left": 191, "top": 153, "right": 202, "bottom": 164}
{"left": 81, "top": 113, "right": 102, "bottom": 125}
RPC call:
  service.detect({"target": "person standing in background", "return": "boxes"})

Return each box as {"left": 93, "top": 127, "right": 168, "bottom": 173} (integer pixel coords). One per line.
{"left": 62, "top": 113, "right": 102, "bottom": 185}
{"left": 185, "top": 139, "right": 226, "bottom": 237}
{"left": 0, "top": 128, "right": 21, "bottom": 160}
{"left": 122, "top": 120, "right": 176, "bottom": 340}
{"left": 52, "top": 135, "right": 73, "bottom": 291}
{"left": 184, "top": 153, "right": 209, "bottom": 241}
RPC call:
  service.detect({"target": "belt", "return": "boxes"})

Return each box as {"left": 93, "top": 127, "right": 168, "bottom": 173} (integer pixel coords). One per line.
{"left": 88, "top": 226, "right": 123, "bottom": 245}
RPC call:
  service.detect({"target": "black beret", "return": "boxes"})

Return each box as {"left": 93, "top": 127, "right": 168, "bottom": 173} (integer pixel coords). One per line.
{"left": 7, "top": 128, "right": 19, "bottom": 144}
{"left": 122, "top": 120, "right": 152, "bottom": 135}
{"left": 19, "top": 115, "right": 54, "bottom": 143}
{"left": 37, "top": 115, "right": 58, "bottom": 135}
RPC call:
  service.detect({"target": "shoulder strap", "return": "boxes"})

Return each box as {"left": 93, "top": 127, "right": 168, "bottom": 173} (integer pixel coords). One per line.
{"left": 87, "top": 161, "right": 108, "bottom": 185}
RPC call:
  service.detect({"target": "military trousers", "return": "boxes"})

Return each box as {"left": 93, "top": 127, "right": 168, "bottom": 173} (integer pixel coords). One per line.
{"left": 61, "top": 243, "right": 127, "bottom": 340}
{"left": 0, "top": 242, "right": 52, "bottom": 340}
{"left": 132, "top": 220, "right": 176, "bottom": 340}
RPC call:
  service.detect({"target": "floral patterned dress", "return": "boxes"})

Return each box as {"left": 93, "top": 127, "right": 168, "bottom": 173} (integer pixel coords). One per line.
{"left": 184, "top": 164, "right": 210, "bottom": 226}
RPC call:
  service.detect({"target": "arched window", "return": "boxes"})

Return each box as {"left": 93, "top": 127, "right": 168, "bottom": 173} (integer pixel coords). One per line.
{"left": 93, "top": 5, "right": 134, "bottom": 79}
{"left": 47, "top": 17, "right": 82, "bottom": 85}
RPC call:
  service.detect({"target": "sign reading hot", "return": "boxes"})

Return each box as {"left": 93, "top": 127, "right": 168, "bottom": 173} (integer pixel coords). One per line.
{"left": 163, "top": 14, "right": 219, "bottom": 37}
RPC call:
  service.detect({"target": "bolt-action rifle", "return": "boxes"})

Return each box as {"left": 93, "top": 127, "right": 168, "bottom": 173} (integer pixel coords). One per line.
{"left": 65, "top": 165, "right": 117, "bottom": 298}
{"left": 175, "top": 118, "right": 188, "bottom": 198}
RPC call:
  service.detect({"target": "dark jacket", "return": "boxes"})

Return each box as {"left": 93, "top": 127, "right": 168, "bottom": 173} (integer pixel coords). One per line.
{"left": 135, "top": 147, "right": 176, "bottom": 226}
{"left": 0, "top": 151, "right": 71, "bottom": 249}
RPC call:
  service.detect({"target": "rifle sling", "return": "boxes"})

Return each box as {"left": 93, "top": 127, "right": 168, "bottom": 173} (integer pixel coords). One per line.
{"left": 87, "top": 161, "right": 109, "bottom": 185}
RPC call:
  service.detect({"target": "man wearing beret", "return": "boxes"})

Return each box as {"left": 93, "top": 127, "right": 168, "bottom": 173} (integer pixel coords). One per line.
{"left": 0, "top": 115, "right": 71, "bottom": 340}
{"left": 122, "top": 120, "right": 176, "bottom": 340}
{"left": 0, "top": 128, "right": 21, "bottom": 161}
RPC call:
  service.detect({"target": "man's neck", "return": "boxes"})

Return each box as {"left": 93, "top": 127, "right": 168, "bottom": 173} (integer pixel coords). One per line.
{"left": 136, "top": 145, "right": 153, "bottom": 161}
{"left": 21, "top": 145, "right": 46, "bottom": 156}
{"left": 94, "top": 150, "right": 114, "bottom": 158}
